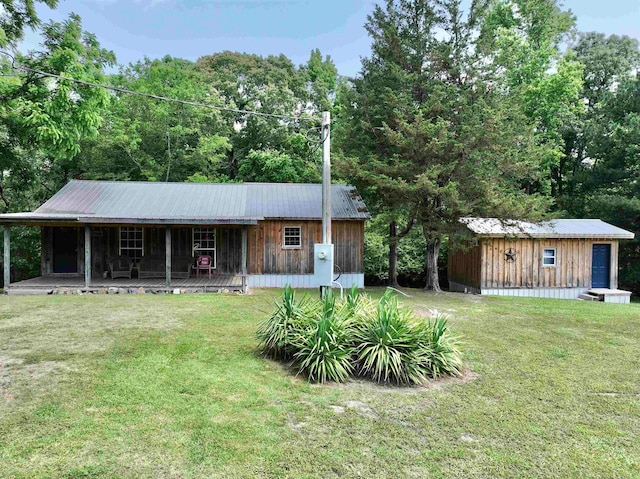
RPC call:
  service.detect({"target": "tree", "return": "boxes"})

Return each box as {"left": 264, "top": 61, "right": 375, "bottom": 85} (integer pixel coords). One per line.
{"left": 77, "top": 56, "right": 231, "bottom": 183}
{"left": 556, "top": 33, "right": 640, "bottom": 209}
{"left": 0, "top": 0, "right": 57, "bottom": 47}
{"left": 339, "top": 0, "right": 570, "bottom": 291}
{"left": 196, "top": 50, "right": 335, "bottom": 183}
{"left": 0, "top": 12, "right": 113, "bottom": 280}
{"left": 0, "top": 13, "right": 115, "bottom": 209}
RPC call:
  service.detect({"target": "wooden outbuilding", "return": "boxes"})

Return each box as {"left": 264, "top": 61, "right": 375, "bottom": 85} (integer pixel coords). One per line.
{"left": 448, "top": 217, "right": 635, "bottom": 303}
{"left": 0, "top": 180, "right": 369, "bottom": 293}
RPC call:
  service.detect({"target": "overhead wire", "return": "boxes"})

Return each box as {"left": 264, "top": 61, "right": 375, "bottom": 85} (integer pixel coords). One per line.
{"left": 0, "top": 50, "right": 321, "bottom": 123}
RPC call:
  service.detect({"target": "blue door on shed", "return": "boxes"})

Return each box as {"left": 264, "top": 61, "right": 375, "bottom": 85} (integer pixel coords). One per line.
{"left": 591, "top": 244, "right": 611, "bottom": 288}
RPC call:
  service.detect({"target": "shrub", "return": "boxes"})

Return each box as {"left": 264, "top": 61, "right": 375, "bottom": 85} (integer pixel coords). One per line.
{"left": 293, "top": 291, "right": 354, "bottom": 383}
{"left": 255, "top": 284, "right": 316, "bottom": 360}
{"left": 256, "top": 287, "right": 464, "bottom": 385}
{"left": 416, "top": 315, "right": 464, "bottom": 379}
{"left": 353, "top": 290, "right": 427, "bottom": 385}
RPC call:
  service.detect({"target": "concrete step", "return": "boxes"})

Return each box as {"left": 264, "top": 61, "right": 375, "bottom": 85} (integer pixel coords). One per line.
{"left": 579, "top": 293, "right": 601, "bottom": 301}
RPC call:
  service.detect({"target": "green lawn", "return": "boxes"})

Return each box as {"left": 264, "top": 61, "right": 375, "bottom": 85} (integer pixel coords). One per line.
{"left": 0, "top": 289, "right": 639, "bottom": 478}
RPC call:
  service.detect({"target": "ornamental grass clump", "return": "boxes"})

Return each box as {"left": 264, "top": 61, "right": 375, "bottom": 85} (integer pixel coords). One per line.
{"left": 415, "top": 314, "right": 464, "bottom": 379}
{"left": 256, "top": 284, "right": 316, "bottom": 360}
{"left": 256, "top": 287, "right": 464, "bottom": 385}
{"left": 293, "top": 291, "right": 354, "bottom": 383}
{"left": 353, "top": 290, "right": 427, "bottom": 385}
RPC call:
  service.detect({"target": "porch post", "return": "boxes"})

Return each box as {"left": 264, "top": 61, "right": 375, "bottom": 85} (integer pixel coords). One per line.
{"left": 241, "top": 226, "right": 248, "bottom": 293}
{"left": 165, "top": 227, "right": 172, "bottom": 288}
{"left": 3, "top": 225, "right": 9, "bottom": 290}
{"left": 84, "top": 225, "right": 91, "bottom": 288}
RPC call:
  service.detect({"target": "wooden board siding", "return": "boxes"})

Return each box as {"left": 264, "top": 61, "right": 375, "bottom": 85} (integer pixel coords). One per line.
{"left": 43, "top": 221, "right": 365, "bottom": 278}
{"left": 247, "top": 220, "right": 364, "bottom": 275}
{"left": 479, "top": 238, "right": 620, "bottom": 289}
{"left": 447, "top": 241, "right": 482, "bottom": 288}
{"left": 333, "top": 220, "right": 364, "bottom": 275}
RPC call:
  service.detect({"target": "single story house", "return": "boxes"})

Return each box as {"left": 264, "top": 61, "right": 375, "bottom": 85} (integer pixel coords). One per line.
{"left": 448, "top": 217, "right": 635, "bottom": 303}
{"left": 0, "top": 180, "right": 369, "bottom": 293}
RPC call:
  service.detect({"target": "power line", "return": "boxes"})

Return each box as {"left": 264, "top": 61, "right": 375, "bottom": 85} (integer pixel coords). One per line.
{"left": 0, "top": 50, "right": 320, "bottom": 123}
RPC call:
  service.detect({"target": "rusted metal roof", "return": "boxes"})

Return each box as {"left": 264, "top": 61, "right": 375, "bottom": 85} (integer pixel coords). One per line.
{"left": 460, "top": 217, "right": 635, "bottom": 239}
{"left": 0, "top": 180, "right": 370, "bottom": 225}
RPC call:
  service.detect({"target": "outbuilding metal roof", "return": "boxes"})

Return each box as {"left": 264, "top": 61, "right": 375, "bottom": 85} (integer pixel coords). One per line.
{"left": 460, "top": 217, "right": 635, "bottom": 239}
{"left": 0, "top": 180, "right": 370, "bottom": 225}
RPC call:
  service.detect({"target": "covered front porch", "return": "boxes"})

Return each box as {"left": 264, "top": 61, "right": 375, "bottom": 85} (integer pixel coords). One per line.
{"left": 2, "top": 223, "right": 250, "bottom": 294}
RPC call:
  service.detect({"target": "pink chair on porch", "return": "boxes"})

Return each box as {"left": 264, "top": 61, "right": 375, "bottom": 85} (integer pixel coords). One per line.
{"left": 195, "top": 255, "right": 214, "bottom": 278}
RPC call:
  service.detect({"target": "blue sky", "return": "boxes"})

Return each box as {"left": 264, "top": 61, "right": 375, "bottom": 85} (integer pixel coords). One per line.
{"left": 20, "top": 0, "right": 640, "bottom": 77}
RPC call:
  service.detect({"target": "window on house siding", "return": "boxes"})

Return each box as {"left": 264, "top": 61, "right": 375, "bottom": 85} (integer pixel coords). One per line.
{"left": 283, "top": 226, "right": 302, "bottom": 248}
{"left": 543, "top": 248, "right": 556, "bottom": 266}
{"left": 119, "top": 227, "right": 144, "bottom": 262}
{"left": 193, "top": 228, "right": 217, "bottom": 267}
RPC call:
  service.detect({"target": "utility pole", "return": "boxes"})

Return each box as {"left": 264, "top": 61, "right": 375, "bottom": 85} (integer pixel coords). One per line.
{"left": 322, "top": 111, "right": 331, "bottom": 245}
{"left": 318, "top": 111, "right": 333, "bottom": 299}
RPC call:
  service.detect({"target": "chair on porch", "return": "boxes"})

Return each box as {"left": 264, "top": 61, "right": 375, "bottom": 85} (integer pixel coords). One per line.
{"left": 195, "top": 255, "right": 214, "bottom": 278}
{"left": 108, "top": 255, "right": 133, "bottom": 279}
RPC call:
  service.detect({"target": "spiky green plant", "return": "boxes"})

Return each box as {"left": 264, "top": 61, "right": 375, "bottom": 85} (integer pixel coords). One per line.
{"left": 344, "top": 283, "right": 361, "bottom": 317}
{"left": 256, "top": 284, "right": 315, "bottom": 359}
{"left": 293, "top": 290, "right": 354, "bottom": 383}
{"left": 416, "top": 315, "right": 464, "bottom": 379}
{"left": 353, "top": 291, "right": 427, "bottom": 385}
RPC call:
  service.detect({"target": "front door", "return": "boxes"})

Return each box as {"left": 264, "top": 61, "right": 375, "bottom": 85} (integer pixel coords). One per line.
{"left": 591, "top": 244, "right": 611, "bottom": 288}
{"left": 53, "top": 227, "right": 78, "bottom": 273}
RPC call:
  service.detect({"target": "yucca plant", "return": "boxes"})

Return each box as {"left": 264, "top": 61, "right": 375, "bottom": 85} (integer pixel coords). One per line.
{"left": 415, "top": 315, "right": 464, "bottom": 379}
{"left": 256, "top": 284, "right": 315, "bottom": 359}
{"left": 293, "top": 290, "right": 354, "bottom": 383}
{"left": 353, "top": 291, "right": 427, "bottom": 385}
{"left": 344, "top": 283, "right": 362, "bottom": 317}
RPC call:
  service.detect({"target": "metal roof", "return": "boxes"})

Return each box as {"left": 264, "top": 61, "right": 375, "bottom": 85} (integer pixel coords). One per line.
{"left": 0, "top": 180, "right": 370, "bottom": 225}
{"left": 460, "top": 217, "right": 635, "bottom": 240}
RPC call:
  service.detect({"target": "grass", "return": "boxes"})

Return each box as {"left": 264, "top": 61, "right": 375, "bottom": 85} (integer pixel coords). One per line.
{"left": 0, "top": 289, "right": 639, "bottom": 478}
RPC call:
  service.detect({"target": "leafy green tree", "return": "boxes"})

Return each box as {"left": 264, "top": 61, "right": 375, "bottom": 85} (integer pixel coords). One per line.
{"left": 0, "top": 13, "right": 115, "bottom": 209}
{"left": 238, "top": 148, "right": 319, "bottom": 183}
{"left": 77, "top": 56, "right": 231, "bottom": 183}
{"left": 0, "top": 12, "right": 113, "bottom": 280}
{"left": 339, "top": 0, "right": 562, "bottom": 291}
{"left": 302, "top": 48, "right": 338, "bottom": 113}
{"left": 0, "top": 0, "right": 57, "bottom": 47}
{"left": 478, "top": 0, "right": 583, "bottom": 201}
{"left": 197, "top": 50, "right": 334, "bottom": 182}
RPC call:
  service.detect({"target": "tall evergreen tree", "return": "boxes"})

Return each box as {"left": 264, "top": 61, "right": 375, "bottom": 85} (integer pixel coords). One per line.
{"left": 339, "top": 0, "right": 571, "bottom": 290}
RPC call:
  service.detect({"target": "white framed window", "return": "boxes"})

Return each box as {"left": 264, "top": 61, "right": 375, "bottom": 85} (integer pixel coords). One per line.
{"left": 283, "top": 226, "right": 302, "bottom": 249}
{"left": 119, "top": 227, "right": 144, "bottom": 262}
{"left": 193, "top": 227, "right": 216, "bottom": 268}
{"left": 542, "top": 248, "right": 557, "bottom": 267}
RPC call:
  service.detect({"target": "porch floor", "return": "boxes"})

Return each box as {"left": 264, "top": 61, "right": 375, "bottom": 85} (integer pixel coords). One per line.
{"left": 7, "top": 274, "right": 243, "bottom": 291}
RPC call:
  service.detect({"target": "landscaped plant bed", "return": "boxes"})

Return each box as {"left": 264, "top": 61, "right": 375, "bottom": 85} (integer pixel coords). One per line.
{"left": 256, "top": 285, "right": 464, "bottom": 385}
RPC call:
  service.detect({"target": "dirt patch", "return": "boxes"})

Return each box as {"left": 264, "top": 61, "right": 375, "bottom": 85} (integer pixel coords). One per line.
{"left": 344, "top": 400, "right": 379, "bottom": 420}
{"left": 327, "top": 369, "right": 478, "bottom": 395}
{"left": 419, "top": 369, "right": 479, "bottom": 391}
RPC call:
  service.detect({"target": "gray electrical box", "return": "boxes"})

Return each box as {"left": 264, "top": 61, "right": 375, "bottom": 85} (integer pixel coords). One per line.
{"left": 314, "top": 243, "right": 334, "bottom": 287}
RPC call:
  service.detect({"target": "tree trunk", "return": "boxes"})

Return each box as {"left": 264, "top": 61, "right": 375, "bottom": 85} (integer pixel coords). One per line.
{"left": 388, "top": 221, "right": 399, "bottom": 287}
{"left": 424, "top": 237, "right": 441, "bottom": 292}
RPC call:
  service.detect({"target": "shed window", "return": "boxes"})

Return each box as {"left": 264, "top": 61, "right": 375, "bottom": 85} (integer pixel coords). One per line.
{"left": 119, "top": 227, "right": 144, "bottom": 262}
{"left": 283, "top": 226, "right": 302, "bottom": 248}
{"left": 193, "top": 228, "right": 217, "bottom": 267}
{"left": 543, "top": 248, "right": 556, "bottom": 267}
